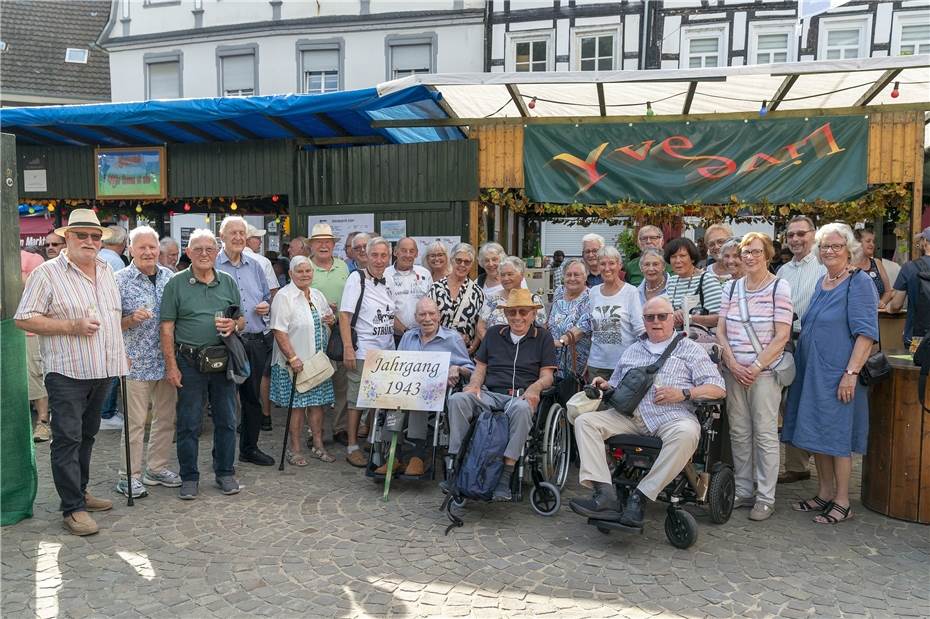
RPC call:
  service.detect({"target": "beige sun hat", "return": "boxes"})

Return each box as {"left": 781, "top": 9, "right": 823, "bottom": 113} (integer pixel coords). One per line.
{"left": 499, "top": 288, "right": 543, "bottom": 310}
{"left": 54, "top": 208, "right": 113, "bottom": 241}
{"left": 247, "top": 224, "right": 266, "bottom": 238}
{"left": 309, "top": 223, "right": 340, "bottom": 241}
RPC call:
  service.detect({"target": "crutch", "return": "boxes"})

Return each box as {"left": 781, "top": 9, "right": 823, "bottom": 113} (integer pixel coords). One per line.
{"left": 120, "top": 376, "right": 134, "bottom": 506}
{"left": 278, "top": 371, "right": 298, "bottom": 471}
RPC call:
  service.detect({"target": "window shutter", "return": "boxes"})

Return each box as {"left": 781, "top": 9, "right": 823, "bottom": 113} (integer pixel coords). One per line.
{"left": 302, "top": 48, "right": 339, "bottom": 72}
{"left": 148, "top": 61, "right": 180, "bottom": 99}
{"left": 392, "top": 43, "right": 431, "bottom": 72}
{"left": 222, "top": 54, "right": 255, "bottom": 93}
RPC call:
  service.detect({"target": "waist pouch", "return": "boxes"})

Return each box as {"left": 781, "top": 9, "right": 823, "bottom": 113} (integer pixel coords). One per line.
{"left": 197, "top": 345, "right": 229, "bottom": 373}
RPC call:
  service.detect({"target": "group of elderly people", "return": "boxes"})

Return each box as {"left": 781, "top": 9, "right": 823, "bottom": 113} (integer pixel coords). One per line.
{"left": 18, "top": 206, "right": 884, "bottom": 536}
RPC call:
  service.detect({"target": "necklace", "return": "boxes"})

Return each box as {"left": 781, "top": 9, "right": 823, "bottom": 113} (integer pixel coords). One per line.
{"left": 826, "top": 269, "right": 848, "bottom": 283}
{"left": 744, "top": 273, "right": 773, "bottom": 292}
{"left": 645, "top": 276, "right": 666, "bottom": 293}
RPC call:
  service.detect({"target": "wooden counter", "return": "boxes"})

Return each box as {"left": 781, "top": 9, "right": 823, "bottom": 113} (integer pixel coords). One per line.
{"left": 862, "top": 354, "right": 930, "bottom": 524}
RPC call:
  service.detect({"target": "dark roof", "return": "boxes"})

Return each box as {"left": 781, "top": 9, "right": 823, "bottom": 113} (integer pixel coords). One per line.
{"left": 0, "top": 0, "right": 111, "bottom": 102}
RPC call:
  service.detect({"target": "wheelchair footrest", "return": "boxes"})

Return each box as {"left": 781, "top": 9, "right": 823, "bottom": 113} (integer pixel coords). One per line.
{"left": 586, "top": 517, "right": 643, "bottom": 534}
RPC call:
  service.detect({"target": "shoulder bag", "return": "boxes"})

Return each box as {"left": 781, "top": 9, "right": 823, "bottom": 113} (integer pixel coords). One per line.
{"left": 845, "top": 270, "right": 891, "bottom": 386}
{"left": 736, "top": 277, "right": 796, "bottom": 387}
{"left": 326, "top": 270, "right": 365, "bottom": 362}
{"left": 604, "top": 332, "right": 686, "bottom": 417}
{"left": 556, "top": 331, "right": 586, "bottom": 407}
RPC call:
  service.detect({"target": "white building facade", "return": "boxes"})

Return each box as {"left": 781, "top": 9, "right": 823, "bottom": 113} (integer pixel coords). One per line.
{"left": 99, "top": 0, "right": 487, "bottom": 102}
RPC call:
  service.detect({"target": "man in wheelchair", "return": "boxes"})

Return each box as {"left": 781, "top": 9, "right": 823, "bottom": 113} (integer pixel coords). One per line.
{"left": 570, "top": 297, "right": 725, "bottom": 527}
{"left": 445, "top": 289, "right": 557, "bottom": 501}
{"left": 379, "top": 298, "right": 474, "bottom": 476}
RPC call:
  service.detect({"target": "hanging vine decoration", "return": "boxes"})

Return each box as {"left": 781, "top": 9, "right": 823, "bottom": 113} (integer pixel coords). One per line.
{"left": 479, "top": 184, "right": 913, "bottom": 238}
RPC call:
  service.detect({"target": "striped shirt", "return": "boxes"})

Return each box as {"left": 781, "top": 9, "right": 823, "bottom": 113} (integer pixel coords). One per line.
{"left": 608, "top": 335, "right": 725, "bottom": 433}
{"left": 776, "top": 252, "right": 826, "bottom": 330}
{"left": 15, "top": 251, "right": 128, "bottom": 380}
{"left": 719, "top": 278, "right": 794, "bottom": 368}
{"left": 665, "top": 270, "right": 724, "bottom": 313}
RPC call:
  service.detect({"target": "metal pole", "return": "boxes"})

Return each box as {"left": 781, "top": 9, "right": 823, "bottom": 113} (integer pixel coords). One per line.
{"left": 120, "top": 377, "right": 133, "bottom": 506}
{"left": 381, "top": 407, "right": 402, "bottom": 502}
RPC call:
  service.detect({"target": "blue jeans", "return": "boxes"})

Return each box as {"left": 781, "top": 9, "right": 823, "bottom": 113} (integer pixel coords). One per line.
{"left": 175, "top": 353, "right": 237, "bottom": 482}
{"left": 101, "top": 377, "right": 119, "bottom": 418}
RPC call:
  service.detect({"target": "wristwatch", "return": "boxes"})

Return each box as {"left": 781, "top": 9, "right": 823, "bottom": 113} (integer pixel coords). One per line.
{"left": 682, "top": 388, "right": 692, "bottom": 401}
{"left": 844, "top": 369, "right": 859, "bottom": 376}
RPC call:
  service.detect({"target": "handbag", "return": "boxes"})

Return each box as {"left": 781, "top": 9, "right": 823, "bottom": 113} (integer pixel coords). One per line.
{"left": 296, "top": 350, "right": 336, "bottom": 392}
{"left": 326, "top": 271, "right": 365, "bottom": 362}
{"left": 735, "top": 278, "right": 796, "bottom": 387}
{"left": 843, "top": 271, "right": 890, "bottom": 386}
{"left": 197, "top": 345, "right": 229, "bottom": 374}
{"left": 604, "top": 333, "right": 685, "bottom": 417}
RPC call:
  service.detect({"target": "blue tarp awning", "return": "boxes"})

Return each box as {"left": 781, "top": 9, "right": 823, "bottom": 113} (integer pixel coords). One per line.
{"left": 0, "top": 86, "right": 463, "bottom": 147}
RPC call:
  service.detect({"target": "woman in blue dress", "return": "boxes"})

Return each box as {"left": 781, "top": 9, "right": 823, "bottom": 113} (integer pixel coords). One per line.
{"left": 782, "top": 223, "right": 878, "bottom": 525}
{"left": 545, "top": 259, "right": 592, "bottom": 378}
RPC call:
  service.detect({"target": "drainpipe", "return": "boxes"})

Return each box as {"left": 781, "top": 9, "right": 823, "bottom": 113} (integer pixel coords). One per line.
{"left": 640, "top": 0, "right": 649, "bottom": 71}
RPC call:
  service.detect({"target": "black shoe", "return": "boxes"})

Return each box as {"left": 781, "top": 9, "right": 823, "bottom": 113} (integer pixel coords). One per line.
{"left": 332, "top": 431, "right": 348, "bottom": 446}
{"left": 239, "top": 449, "right": 275, "bottom": 466}
{"left": 619, "top": 490, "right": 646, "bottom": 527}
{"left": 569, "top": 490, "right": 622, "bottom": 521}
{"left": 261, "top": 417, "right": 272, "bottom": 432}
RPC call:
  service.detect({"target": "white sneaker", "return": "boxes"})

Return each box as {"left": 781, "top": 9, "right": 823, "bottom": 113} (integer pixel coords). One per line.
{"left": 143, "top": 468, "right": 182, "bottom": 488}
{"left": 100, "top": 413, "right": 124, "bottom": 431}
{"left": 115, "top": 478, "right": 148, "bottom": 498}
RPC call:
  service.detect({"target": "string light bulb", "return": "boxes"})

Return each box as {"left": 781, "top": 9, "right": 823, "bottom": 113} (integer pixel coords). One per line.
{"left": 271, "top": 194, "right": 279, "bottom": 203}
{"left": 527, "top": 97, "right": 537, "bottom": 110}
{"left": 135, "top": 205, "right": 143, "bottom": 213}
{"left": 183, "top": 202, "right": 191, "bottom": 212}
{"left": 230, "top": 201, "right": 238, "bottom": 211}
{"left": 47, "top": 203, "right": 55, "bottom": 212}
{"left": 890, "top": 81, "right": 900, "bottom": 98}
{"left": 646, "top": 101, "right": 655, "bottom": 117}
{"left": 759, "top": 100, "right": 768, "bottom": 117}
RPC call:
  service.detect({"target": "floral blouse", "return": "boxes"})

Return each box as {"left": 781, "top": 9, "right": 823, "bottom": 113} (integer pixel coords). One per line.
{"left": 479, "top": 290, "right": 547, "bottom": 328}
{"left": 429, "top": 277, "right": 485, "bottom": 343}
{"left": 546, "top": 289, "right": 592, "bottom": 377}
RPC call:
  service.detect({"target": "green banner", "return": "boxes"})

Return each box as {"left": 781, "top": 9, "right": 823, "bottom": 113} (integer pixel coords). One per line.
{"left": 524, "top": 116, "right": 868, "bottom": 205}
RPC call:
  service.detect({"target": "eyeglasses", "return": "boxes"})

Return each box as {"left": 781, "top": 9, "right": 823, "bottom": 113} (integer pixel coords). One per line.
{"left": 453, "top": 258, "right": 472, "bottom": 266}
{"left": 47, "top": 241, "right": 65, "bottom": 247}
{"left": 353, "top": 245, "right": 367, "bottom": 253}
{"left": 740, "top": 249, "right": 764, "bottom": 258}
{"left": 820, "top": 243, "right": 846, "bottom": 254}
{"left": 638, "top": 235, "right": 662, "bottom": 243}
{"left": 189, "top": 246, "right": 218, "bottom": 255}
{"left": 504, "top": 308, "right": 533, "bottom": 317}
{"left": 71, "top": 231, "right": 103, "bottom": 242}
{"left": 786, "top": 230, "right": 813, "bottom": 239}
{"left": 643, "top": 313, "right": 671, "bottom": 322}
{"left": 707, "top": 238, "right": 729, "bottom": 247}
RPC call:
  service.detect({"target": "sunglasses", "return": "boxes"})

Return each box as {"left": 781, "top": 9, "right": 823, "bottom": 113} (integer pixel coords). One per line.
{"left": 643, "top": 313, "right": 671, "bottom": 322}
{"left": 71, "top": 231, "right": 103, "bottom": 242}
{"left": 504, "top": 308, "right": 533, "bottom": 317}
{"left": 47, "top": 241, "right": 65, "bottom": 247}
{"left": 453, "top": 258, "right": 473, "bottom": 266}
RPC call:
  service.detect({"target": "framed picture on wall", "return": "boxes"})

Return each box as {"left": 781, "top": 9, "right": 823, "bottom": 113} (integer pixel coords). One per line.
{"left": 95, "top": 146, "right": 167, "bottom": 200}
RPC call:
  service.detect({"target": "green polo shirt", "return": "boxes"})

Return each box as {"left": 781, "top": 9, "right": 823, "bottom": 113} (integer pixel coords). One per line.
{"left": 160, "top": 267, "right": 241, "bottom": 347}
{"left": 311, "top": 257, "right": 350, "bottom": 307}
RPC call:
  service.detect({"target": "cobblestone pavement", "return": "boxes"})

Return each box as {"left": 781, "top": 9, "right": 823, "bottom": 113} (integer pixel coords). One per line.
{"left": 2, "top": 411, "right": 928, "bottom": 619}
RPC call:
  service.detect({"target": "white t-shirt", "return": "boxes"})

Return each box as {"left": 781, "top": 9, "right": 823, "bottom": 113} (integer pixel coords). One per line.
{"left": 339, "top": 270, "right": 395, "bottom": 359}
{"left": 385, "top": 264, "right": 433, "bottom": 330}
{"left": 269, "top": 284, "right": 332, "bottom": 367}
{"left": 587, "top": 283, "right": 646, "bottom": 370}
{"left": 245, "top": 247, "right": 280, "bottom": 291}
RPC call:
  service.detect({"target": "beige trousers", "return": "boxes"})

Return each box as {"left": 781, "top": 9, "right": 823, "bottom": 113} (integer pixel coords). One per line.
{"left": 330, "top": 360, "right": 348, "bottom": 434}
{"left": 119, "top": 378, "right": 178, "bottom": 478}
{"left": 724, "top": 371, "right": 781, "bottom": 505}
{"left": 575, "top": 408, "right": 700, "bottom": 501}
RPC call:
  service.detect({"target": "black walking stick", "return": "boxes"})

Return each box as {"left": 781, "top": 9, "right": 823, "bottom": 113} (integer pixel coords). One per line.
{"left": 120, "top": 376, "right": 134, "bottom": 506}
{"left": 278, "top": 370, "right": 298, "bottom": 471}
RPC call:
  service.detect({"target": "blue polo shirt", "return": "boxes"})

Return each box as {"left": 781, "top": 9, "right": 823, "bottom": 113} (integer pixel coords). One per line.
{"left": 893, "top": 255, "right": 930, "bottom": 346}
{"left": 217, "top": 249, "right": 271, "bottom": 334}
{"left": 398, "top": 326, "right": 475, "bottom": 373}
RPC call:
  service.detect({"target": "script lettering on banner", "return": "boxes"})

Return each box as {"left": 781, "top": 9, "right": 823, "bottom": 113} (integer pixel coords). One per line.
{"left": 356, "top": 350, "right": 451, "bottom": 412}
{"left": 524, "top": 116, "right": 868, "bottom": 205}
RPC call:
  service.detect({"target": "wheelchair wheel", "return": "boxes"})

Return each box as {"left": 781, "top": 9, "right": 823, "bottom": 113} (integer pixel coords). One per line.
{"left": 541, "top": 403, "right": 571, "bottom": 489}
{"left": 707, "top": 467, "right": 735, "bottom": 524}
{"left": 664, "top": 508, "right": 698, "bottom": 549}
{"left": 530, "top": 481, "right": 561, "bottom": 517}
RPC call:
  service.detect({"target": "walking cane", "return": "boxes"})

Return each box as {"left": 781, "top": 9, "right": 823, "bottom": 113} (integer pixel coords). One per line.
{"left": 120, "top": 376, "right": 134, "bottom": 506}
{"left": 278, "top": 370, "right": 298, "bottom": 471}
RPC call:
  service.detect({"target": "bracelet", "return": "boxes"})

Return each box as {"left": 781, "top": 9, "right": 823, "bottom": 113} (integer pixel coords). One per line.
{"left": 288, "top": 356, "right": 299, "bottom": 364}
{"left": 752, "top": 360, "right": 765, "bottom": 371}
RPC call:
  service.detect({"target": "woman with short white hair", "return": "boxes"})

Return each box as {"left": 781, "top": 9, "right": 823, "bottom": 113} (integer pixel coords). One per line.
{"left": 424, "top": 241, "right": 452, "bottom": 281}
{"left": 429, "top": 242, "right": 485, "bottom": 354}
{"left": 477, "top": 256, "right": 547, "bottom": 337}
{"left": 477, "top": 242, "right": 507, "bottom": 301}
{"left": 581, "top": 233, "right": 606, "bottom": 287}
{"left": 782, "top": 222, "right": 878, "bottom": 525}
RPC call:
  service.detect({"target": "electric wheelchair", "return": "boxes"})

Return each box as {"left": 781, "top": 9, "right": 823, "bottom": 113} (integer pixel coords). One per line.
{"left": 583, "top": 398, "right": 734, "bottom": 549}
{"left": 440, "top": 385, "right": 572, "bottom": 532}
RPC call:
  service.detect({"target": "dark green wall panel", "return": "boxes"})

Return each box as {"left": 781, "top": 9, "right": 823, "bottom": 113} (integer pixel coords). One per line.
{"left": 18, "top": 145, "right": 94, "bottom": 199}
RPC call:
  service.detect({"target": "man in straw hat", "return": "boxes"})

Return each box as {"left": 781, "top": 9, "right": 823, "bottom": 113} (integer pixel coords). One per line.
{"left": 307, "top": 223, "right": 352, "bottom": 445}
{"left": 15, "top": 209, "right": 129, "bottom": 536}
{"left": 444, "top": 288, "right": 557, "bottom": 501}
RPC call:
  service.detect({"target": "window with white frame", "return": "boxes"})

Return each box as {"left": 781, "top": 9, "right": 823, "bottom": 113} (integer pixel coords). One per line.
{"left": 65, "top": 48, "right": 88, "bottom": 64}
{"left": 749, "top": 23, "right": 795, "bottom": 65}
{"left": 686, "top": 37, "right": 721, "bottom": 68}
{"left": 820, "top": 18, "right": 869, "bottom": 60}
{"left": 221, "top": 54, "right": 255, "bottom": 97}
{"left": 897, "top": 22, "right": 930, "bottom": 56}
{"left": 515, "top": 39, "right": 549, "bottom": 72}
{"left": 147, "top": 60, "right": 180, "bottom": 99}
{"left": 389, "top": 42, "right": 432, "bottom": 78}
{"left": 301, "top": 48, "right": 340, "bottom": 93}
{"left": 576, "top": 31, "right": 616, "bottom": 71}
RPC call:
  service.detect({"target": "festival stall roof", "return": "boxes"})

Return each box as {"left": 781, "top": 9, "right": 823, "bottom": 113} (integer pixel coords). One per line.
{"left": 375, "top": 55, "right": 930, "bottom": 126}
{"left": 0, "top": 85, "right": 463, "bottom": 147}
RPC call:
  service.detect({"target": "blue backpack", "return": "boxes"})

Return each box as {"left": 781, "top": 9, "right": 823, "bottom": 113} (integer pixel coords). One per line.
{"left": 453, "top": 410, "right": 510, "bottom": 501}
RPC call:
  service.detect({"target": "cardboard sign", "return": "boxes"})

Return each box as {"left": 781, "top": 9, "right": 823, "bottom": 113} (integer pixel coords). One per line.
{"left": 356, "top": 350, "right": 451, "bottom": 412}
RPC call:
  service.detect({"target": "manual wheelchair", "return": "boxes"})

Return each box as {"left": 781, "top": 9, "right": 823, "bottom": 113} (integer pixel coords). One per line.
{"left": 441, "top": 385, "right": 572, "bottom": 530}
{"left": 585, "top": 399, "right": 735, "bottom": 549}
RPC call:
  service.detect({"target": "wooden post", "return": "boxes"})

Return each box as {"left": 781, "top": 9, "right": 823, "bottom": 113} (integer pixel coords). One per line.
{"left": 1, "top": 133, "right": 22, "bottom": 319}
{"left": 468, "top": 200, "right": 480, "bottom": 279}
{"left": 911, "top": 116, "right": 925, "bottom": 260}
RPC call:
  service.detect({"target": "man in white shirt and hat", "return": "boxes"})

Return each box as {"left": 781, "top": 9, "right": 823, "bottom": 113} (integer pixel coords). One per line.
{"left": 245, "top": 224, "right": 281, "bottom": 431}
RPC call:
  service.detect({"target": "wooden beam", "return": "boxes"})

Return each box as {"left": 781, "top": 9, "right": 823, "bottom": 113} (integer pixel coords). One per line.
{"left": 682, "top": 81, "right": 698, "bottom": 115}
{"left": 9, "top": 127, "right": 54, "bottom": 145}
{"left": 126, "top": 124, "right": 174, "bottom": 143}
{"left": 308, "top": 136, "right": 387, "bottom": 146}
{"left": 506, "top": 83, "right": 530, "bottom": 117}
{"left": 370, "top": 102, "right": 930, "bottom": 128}
{"left": 217, "top": 119, "right": 261, "bottom": 140}
{"left": 263, "top": 115, "right": 306, "bottom": 138}
{"left": 911, "top": 115, "right": 925, "bottom": 260}
{"left": 596, "top": 83, "right": 606, "bottom": 117}
{"left": 170, "top": 121, "right": 221, "bottom": 142}
{"left": 854, "top": 69, "right": 902, "bottom": 106}
{"left": 315, "top": 113, "right": 349, "bottom": 136}
{"left": 768, "top": 75, "right": 798, "bottom": 112}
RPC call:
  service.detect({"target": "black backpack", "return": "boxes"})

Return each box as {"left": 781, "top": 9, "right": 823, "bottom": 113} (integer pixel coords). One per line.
{"left": 914, "top": 337, "right": 930, "bottom": 414}
{"left": 912, "top": 259, "right": 930, "bottom": 340}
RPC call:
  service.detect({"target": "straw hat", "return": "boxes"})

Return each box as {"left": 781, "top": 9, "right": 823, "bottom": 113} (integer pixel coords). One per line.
{"left": 54, "top": 208, "right": 113, "bottom": 241}
{"left": 499, "top": 288, "right": 543, "bottom": 310}
{"left": 247, "top": 224, "right": 266, "bottom": 238}
{"left": 309, "top": 223, "right": 339, "bottom": 241}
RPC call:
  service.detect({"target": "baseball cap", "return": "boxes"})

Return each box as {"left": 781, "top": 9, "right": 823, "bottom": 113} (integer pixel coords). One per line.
{"left": 247, "top": 224, "right": 267, "bottom": 239}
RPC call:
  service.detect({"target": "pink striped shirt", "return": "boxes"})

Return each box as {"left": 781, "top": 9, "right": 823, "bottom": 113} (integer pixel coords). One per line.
{"left": 15, "top": 251, "right": 128, "bottom": 380}
{"left": 719, "top": 277, "right": 794, "bottom": 369}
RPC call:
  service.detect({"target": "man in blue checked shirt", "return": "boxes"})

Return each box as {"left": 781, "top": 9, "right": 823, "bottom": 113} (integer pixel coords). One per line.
{"left": 114, "top": 226, "right": 180, "bottom": 499}
{"left": 570, "top": 297, "right": 725, "bottom": 527}
{"left": 217, "top": 216, "right": 274, "bottom": 466}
